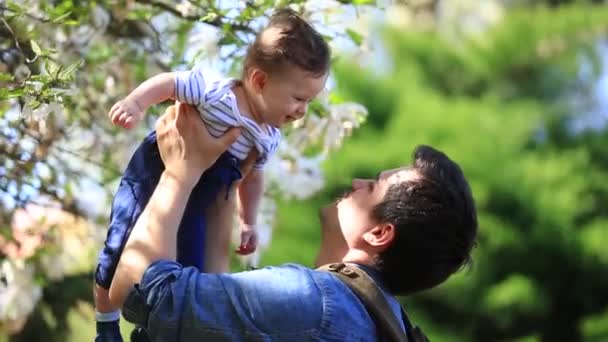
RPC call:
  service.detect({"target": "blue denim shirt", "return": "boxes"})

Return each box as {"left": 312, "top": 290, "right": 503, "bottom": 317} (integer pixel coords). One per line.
{"left": 123, "top": 260, "right": 405, "bottom": 341}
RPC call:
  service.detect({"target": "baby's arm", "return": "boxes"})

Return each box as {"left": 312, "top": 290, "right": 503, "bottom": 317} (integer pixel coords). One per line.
{"left": 109, "top": 68, "right": 206, "bottom": 129}
{"left": 235, "top": 168, "right": 264, "bottom": 255}
{"left": 109, "top": 72, "right": 176, "bottom": 128}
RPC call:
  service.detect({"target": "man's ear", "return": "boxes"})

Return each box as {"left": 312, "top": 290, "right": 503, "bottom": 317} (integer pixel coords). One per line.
{"left": 363, "top": 223, "right": 395, "bottom": 248}
{"left": 250, "top": 68, "right": 268, "bottom": 92}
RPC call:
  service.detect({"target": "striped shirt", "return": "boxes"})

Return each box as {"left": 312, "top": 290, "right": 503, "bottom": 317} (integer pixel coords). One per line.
{"left": 175, "top": 68, "right": 281, "bottom": 169}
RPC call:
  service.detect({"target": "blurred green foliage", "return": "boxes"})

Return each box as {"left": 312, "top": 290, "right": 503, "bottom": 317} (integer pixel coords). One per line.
{"left": 263, "top": 3, "right": 608, "bottom": 341}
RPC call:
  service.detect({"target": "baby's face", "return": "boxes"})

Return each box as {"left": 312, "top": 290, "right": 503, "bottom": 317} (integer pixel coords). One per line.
{"left": 259, "top": 68, "right": 328, "bottom": 128}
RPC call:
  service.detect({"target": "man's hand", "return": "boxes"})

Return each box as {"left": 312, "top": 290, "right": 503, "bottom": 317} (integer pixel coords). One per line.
{"left": 109, "top": 97, "right": 144, "bottom": 129}
{"left": 155, "top": 102, "right": 241, "bottom": 188}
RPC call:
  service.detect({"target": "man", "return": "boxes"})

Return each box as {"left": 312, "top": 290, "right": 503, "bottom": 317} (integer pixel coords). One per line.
{"left": 108, "top": 103, "right": 478, "bottom": 341}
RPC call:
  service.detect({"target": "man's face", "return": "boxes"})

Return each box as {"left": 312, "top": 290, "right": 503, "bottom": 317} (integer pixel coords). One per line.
{"left": 315, "top": 167, "right": 417, "bottom": 266}
{"left": 336, "top": 167, "right": 417, "bottom": 249}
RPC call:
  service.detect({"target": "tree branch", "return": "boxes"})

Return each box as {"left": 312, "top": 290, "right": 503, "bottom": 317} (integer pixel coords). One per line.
{"left": 135, "top": 0, "right": 256, "bottom": 34}
{"left": 0, "top": 5, "right": 51, "bottom": 23}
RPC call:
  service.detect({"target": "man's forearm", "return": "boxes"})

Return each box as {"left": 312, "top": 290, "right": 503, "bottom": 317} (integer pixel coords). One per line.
{"left": 108, "top": 172, "right": 194, "bottom": 307}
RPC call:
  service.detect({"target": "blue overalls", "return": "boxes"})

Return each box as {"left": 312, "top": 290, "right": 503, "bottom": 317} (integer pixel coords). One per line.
{"left": 95, "top": 131, "right": 242, "bottom": 289}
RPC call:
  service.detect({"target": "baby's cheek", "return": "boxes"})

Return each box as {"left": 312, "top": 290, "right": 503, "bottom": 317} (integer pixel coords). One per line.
{"left": 288, "top": 102, "right": 299, "bottom": 113}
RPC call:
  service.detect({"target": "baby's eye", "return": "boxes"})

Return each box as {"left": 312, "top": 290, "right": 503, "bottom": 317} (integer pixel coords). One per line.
{"left": 294, "top": 96, "right": 306, "bottom": 102}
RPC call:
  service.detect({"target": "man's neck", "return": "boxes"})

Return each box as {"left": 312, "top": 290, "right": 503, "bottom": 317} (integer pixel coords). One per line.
{"left": 341, "top": 249, "right": 376, "bottom": 267}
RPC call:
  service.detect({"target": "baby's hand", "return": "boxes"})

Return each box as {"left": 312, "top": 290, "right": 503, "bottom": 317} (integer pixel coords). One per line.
{"left": 235, "top": 225, "right": 258, "bottom": 255}
{"left": 109, "top": 97, "right": 144, "bottom": 129}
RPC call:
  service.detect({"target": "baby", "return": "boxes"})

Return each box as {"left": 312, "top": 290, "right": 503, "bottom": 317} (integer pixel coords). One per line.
{"left": 93, "top": 8, "right": 330, "bottom": 342}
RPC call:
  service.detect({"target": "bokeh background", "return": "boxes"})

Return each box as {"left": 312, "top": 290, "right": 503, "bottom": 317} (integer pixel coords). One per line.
{"left": 1, "top": 0, "right": 608, "bottom": 341}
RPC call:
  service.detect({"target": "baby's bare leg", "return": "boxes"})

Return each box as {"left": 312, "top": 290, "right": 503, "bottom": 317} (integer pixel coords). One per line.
{"left": 204, "top": 183, "right": 238, "bottom": 273}
{"left": 94, "top": 283, "right": 118, "bottom": 312}
{"left": 93, "top": 283, "right": 123, "bottom": 341}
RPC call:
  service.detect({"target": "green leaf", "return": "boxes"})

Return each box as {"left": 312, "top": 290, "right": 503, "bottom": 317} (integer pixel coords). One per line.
{"left": 28, "top": 99, "right": 41, "bottom": 109}
{"left": 126, "top": 8, "right": 153, "bottom": 21}
{"left": 31, "top": 40, "right": 43, "bottom": 56}
{"left": 45, "top": 60, "right": 60, "bottom": 77}
{"left": 59, "top": 60, "right": 83, "bottom": 81}
{"left": 0, "top": 73, "right": 14, "bottom": 82}
{"left": 308, "top": 99, "right": 327, "bottom": 117}
{"left": 328, "top": 92, "right": 345, "bottom": 104}
{"left": 200, "top": 12, "right": 218, "bottom": 23}
{"left": 0, "top": 225, "right": 15, "bottom": 241}
{"left": 346, "top": 29, "right": 364, "bottom": 46}
{"left": 352, "top": 0, "right": 375, "bottom": 4}
{"left": 63, "top": 19, "right": 80, "bottom": 26}
{"left": 6, "top": 2, "right": 23, "bottom": 13}
{"left": 0, "top": 87, "right": 25, "bottom": 100}
{"left": 51, "top": 10, "right": 72, "bottom": 23}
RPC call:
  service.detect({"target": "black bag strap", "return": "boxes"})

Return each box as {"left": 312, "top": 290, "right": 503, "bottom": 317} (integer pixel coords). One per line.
{"left": 317, "top": 263, "right": 412, "bottom": 342}
{"left": 401, "top": 306, "right": 430, "bottom": 342}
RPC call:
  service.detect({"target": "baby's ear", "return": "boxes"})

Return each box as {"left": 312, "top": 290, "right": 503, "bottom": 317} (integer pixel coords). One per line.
{"left": 250, "top": 68, "right": 268, "bottom": 92}
{"left": 239, "top": 149, "right": 260, "bottom": 178}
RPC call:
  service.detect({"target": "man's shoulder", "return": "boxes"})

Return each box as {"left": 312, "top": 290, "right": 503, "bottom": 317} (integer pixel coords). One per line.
{"left": 238, "top": 263, "right": 316, "bottom": 281}
{"left": 232, "top": 263, "right": 357, "bottom": 302}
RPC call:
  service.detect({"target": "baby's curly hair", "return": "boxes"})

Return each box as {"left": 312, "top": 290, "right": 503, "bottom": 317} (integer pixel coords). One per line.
{"left": 243, "top": 8, "right": 330, "bottom": 77}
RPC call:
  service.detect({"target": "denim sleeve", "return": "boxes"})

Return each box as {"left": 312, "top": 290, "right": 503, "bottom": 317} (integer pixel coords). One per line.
{"left": 123, "top": 260, "right": 324, "bottom": 341}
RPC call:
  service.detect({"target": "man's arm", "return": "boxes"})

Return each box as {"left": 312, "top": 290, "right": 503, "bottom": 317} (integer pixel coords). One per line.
{"left": 108, "top": 172, "right": 191, "bottom": 307}
{"left": 108, "top": 103, "right": 240, "bottom": 307}
{"left": 121, "top": 262, "right": 326, "bottom": 340}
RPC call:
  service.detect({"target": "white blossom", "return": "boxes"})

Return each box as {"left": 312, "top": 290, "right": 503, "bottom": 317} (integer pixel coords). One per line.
{"left": 265, "top": 143, "right": 326, "bottom": 200}
{"left": 91, "top": 5, "right": 111, "bottom": 31}
{"left": 188, "top": 27, "right": 221, "bottom": 61}
{"left": 324, "top": 102, "right": 368, "bottom": 152}
{"left": 176, "top": 1, "right": 198, "bottom": 18}
{"left": 286, "top": 94, "right": 367, "bottom": 155}
{"left": 70, "top": 25, "right": 96, "bottom": 46}
{"left": 0, "top": 259, "right": 43, "bottom": 332}
{"left": 20, "top": 101, "right": 65, "bottom": 136}
{"left": 105, "top": 76, "right": 116, "bottom": 94}
{"left": 54, "top": 28, "right": 68, "bottom": 44}
{"left": 4, "top": 203, "right": 97, "bottom": 283}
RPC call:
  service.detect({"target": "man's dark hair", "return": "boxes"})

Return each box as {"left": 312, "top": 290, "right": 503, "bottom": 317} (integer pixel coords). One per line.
{"left": 372, "top": 145, "right": 478, "bottom": 295}
{"left": 243, "top": 8, "right": 330, "bottom": 77}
